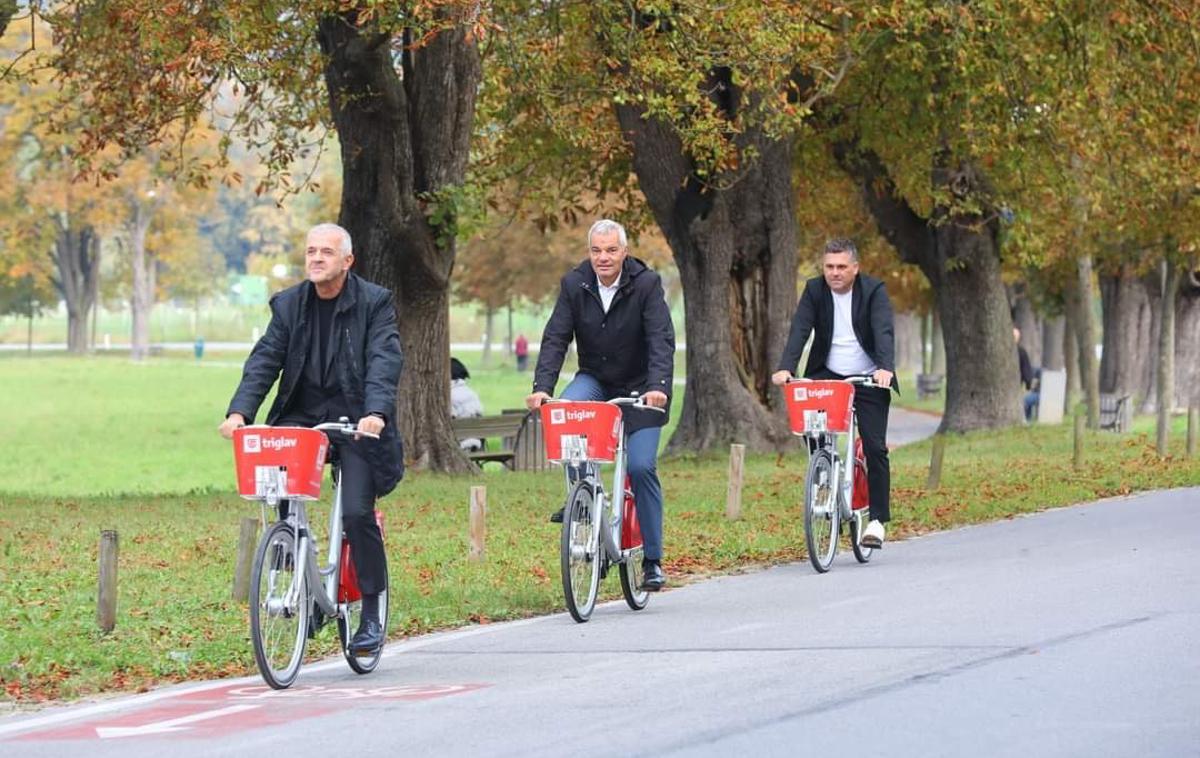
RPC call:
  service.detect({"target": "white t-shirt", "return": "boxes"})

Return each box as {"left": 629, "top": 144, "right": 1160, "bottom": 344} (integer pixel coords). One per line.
{"left": 598, "top": 280, "right": 620, "bottom": 312}
{"left": 826, "top": 289, "right": 877, "bottom": 376}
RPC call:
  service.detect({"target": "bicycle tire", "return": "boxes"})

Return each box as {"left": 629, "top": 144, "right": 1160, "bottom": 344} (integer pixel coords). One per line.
{"left": 849, "top": 512, "right": 874, "bottom": 564}
{"left": 804, "top": 449, "right": 839, "bottom": 573}
{"left": 249, "top": 521, "right": 309, "bottom": 689}
{"left": 561, "top": 480, "right": 602, "bottom": 622}
{"left": 619, "top": 548, "right": 649, "bottom": 610}
{"left": 338, "top": 573, "right": 389, "bottom": 675}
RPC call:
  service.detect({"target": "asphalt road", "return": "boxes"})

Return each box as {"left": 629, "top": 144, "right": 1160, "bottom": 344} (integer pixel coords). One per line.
{"left": 3, "top": 486, "right": 1196, "bottom": 757}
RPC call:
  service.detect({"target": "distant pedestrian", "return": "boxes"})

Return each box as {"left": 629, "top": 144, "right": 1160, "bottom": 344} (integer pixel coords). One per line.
{"left": 515, "top": 333, "right": 529, "bottom": 371}
{"left": 1014, "top": 327, "right": 1039, "bottom": 421}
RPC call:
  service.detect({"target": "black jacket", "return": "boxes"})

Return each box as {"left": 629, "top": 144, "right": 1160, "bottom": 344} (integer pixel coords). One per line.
{"left": 227, "top": 272, "right": 405, "bottom": 495}
{"left": 533, "top": 257, "right": 675, "bottom": 398}
{"left": 777, "top": 273, "right": 899, "bottom": 391}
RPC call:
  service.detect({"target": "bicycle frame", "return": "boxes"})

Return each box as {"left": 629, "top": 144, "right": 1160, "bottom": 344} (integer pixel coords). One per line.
{"left": 806, "top": 417, "right": 860, "bottom": 521}
{"left": 277, "top": 472, "right": 346, "bottom": 622}
{"left": 562, "top": 412, "right": 637, "bottom": 568}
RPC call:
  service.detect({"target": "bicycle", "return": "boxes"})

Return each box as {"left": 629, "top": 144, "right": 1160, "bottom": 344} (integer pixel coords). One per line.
{"left": 539, "top": 396, "right": 665, "bottom": 623}
{"left": 232, "top": 420, "right": 389, "bottom": 689}
{"left": 783, "top": 377, "right": 878, "bottom": 573}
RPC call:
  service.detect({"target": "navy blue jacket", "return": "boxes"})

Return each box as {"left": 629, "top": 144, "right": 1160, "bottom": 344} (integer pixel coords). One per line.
{"left": 533, "top": 257, "right": 675, "bottom": 398}
{"left": 227, "top": 272, "right": 405, "bottom": 495}
{"left": 777, "top": 273, "right": 899, "bottom": 391}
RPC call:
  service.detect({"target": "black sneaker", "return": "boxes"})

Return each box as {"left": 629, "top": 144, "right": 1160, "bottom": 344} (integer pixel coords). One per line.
{"left": 549, "top": 507, "right": 564, "bottom": 523}
{"left": 641, "top": 560, "right": 666, "bottom": 592}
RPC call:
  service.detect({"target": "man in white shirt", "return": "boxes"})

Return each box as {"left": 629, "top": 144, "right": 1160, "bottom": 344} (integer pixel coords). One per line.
{"left": 771, "top": 239, "right": 897, "bottom": 548}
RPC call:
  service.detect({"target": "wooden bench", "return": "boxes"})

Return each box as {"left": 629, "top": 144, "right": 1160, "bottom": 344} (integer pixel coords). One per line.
{"left": 451, "top": 412, "right": 548, "bottom": 472}
{"left": 1099, "top": 393, "right": 1132, "bottom": 433}
{"left": 916, "top": 373, "right": 944, "bottom": 400}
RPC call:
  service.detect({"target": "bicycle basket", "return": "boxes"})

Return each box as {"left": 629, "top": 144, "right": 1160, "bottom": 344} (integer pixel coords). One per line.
{"left": 233, "top": 426, "right": 328, "bottom": 501}
{"left": 540, "top": 401, "right": 622, "bottom": 463}
{"left": 783, "top": 380, "right": 855, "bottom": 435}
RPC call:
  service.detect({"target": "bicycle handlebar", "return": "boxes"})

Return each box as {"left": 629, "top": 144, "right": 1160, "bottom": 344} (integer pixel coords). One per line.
{"left": 607, "top": 396, "right": 667, "bottom": 413}
{"left": 312, "top": 420, "right": 380, "bottom": 440}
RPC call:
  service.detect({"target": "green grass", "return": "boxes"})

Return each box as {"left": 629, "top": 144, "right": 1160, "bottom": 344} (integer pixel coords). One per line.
{"left": 1, "top": 355, "right": 1198, "bottom": 703}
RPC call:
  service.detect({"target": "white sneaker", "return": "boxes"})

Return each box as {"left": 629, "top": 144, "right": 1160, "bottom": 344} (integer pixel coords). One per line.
{"left": 860, "top": 520, "right": 885, "bottom": 549}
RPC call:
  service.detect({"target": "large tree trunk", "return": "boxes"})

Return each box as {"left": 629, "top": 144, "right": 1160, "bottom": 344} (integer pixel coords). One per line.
{"left": 1010, "top": 286, "right": 1041, "bottom": 367}
{"left": 894, "top": 311, "right": 921, "bottom": 373}
{"left": 129, "top": 201, "right": 155, "bottom": 361}
{"left": 481, "top": 306, "right": 494, "bottom": 367}
{"left": 1068, "top": 255, "right": 1101, "bottom": 428}
{"left": 930, "top": 309, "right": 946, "bottom": 375}
{"left": 1138, "top": 271, "right": 1164, "bottom": 414}
{"left": 1098, "top": 264, "right": 1153, "bottom": 400}
{"left": 319, "top": 12, "right": 481, "bottom": 473}
{"left": 1041, "top": 314, "right": 1065, "bottom": 371}
{"left": 51, "top": 219, "right": 99, "bottom": 354}
{"left": 1175, "top": 267, "right": 1200, "bottom": 409}
{"left": 614, "top": 105, "right": 795, "bottom": 452}
{"left": 835, "top": 147, "right": 1020, "bottom": 432}
{"left": 1157, "top": 259, "right": 1182, "bottom": 454}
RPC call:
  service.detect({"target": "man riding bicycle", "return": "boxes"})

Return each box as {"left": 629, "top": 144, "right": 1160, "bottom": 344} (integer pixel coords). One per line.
{"left": 219, "top": 223, "right": 403, "bottom": 653}
{"left": 526, "top": 219, "right": 676, "bottom": 591}
{"left": 771, "top": 238, "right": 897, "bottom": 549}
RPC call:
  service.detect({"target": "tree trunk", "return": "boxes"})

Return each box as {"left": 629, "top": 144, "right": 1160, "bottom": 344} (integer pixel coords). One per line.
{"left": 1157, "top": 259, "right": 1181, "bottom": 455}
{"left": 614, "top": 106, "right": 795, "bottom": 452}
{"left": 894, "top": 311, "right": 921, "bottom": 373}
{"left": 52, "top": 220, "right": 99, "bottom": 354}
{"left": 129, "top": 201, "right": 155, "bottom": 361}
{"left": 481, "top": 306, "right": 494, "bottom": 367}
{"left": 1010, "top": 287, "right": 1042, "bottom": 367}
{"left": 1069, "top": 255, "right": 1100, "bottom": 428}
{"left": 1063, "top": 302, "right": 1079, "bottom": 415}
{"left": 835, "top": 147, "right": 1020, "bottom": 432}
{"left": 1041, "top": 314, "right": 1065, "bottom": 371}
{"left": 920, "top": 311, "right": 930, "bottom": 373}
{"left": 506, "top": 303, "right": 513, "bottom": 358}
{"left": 319, "top": 13, "right": 481, "bottom": 473}
{"left": 1098, "top": 264, "right": 1153, "bottom": 400}
{"left": 1138, "top": 270, "right": 1163, "bottom": 414}
{"left": 930, "top": 309, "right": 946, "bottom": 375}
{"left": 1175, "top": 267, "right": 1200, "bottom": 409}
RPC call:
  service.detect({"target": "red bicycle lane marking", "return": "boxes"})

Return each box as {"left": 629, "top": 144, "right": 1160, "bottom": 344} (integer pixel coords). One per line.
{"left": 14, "top": 682, "right": 490, "bottom": 741}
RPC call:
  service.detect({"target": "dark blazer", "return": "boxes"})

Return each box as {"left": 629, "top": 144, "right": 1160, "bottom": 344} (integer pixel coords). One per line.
{"left": 533, "top": 256, "right": 675, "bottom": 398}
{"left": 777, "top": 273, "right": 899, "bottom": 392}
{"left": 227, "top": 272, "right": 405, "bottom": 495}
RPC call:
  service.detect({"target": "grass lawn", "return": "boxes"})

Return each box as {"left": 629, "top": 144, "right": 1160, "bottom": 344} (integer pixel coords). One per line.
{"left": 1, "top": 355, "right": 1197, "bottom": 704}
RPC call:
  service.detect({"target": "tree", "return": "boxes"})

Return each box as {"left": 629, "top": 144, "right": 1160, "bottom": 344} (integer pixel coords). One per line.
{"left": 53, "top": 1, "right": 489, "bottom": 471}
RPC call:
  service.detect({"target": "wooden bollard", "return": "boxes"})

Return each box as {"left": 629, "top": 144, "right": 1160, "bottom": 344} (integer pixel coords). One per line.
{"left": 469, "top": 486, "right": 487, "bottom": 562}
{"left": 1188, "top": 406, "right": 1198, "bottom": 458}
{"left": 926, "top": 434, "right": 945, "bottom": 490}
{"left": 97, "top": 530, "right": 119, "bottom": 633}
{"left": 726, "top": 443, "right": 745, "bottom": 520}
{"left": 1073, "top": 412, "right": 1086, "bottom": 470}
{"left": 231, "top": 516, "right": 259, "bottom": 603}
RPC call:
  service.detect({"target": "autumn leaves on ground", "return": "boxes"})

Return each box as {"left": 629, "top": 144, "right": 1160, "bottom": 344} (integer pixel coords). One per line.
{"left": 2, "top": 356, "right": 1197, "bottom": 705}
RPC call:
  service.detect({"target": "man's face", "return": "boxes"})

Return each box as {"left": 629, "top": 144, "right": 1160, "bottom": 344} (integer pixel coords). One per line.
{"left": 589, "top": 229, "right": 628, "bottom": 286}
{"left": 823, "top": 251, "right": 859, "bottom": 294}
{"left": 306, "top": 229, "right": 353, "bottom": 286}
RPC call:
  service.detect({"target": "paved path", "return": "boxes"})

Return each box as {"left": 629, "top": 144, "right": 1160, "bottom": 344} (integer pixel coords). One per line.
{"left": 4, "top": 487, "right": 1196, "bottom": 756}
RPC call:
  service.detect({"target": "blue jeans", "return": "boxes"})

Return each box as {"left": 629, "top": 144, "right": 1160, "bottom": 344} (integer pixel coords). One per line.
{"left": 560, "top": 373, "right": 665, "bottom": 562}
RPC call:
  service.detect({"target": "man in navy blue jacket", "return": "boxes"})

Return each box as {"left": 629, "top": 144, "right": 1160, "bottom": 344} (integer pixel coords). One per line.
{"left": 772, "top": 239, "right": 897, "bottom": 549}
{"left": 526, "top": 219, "right": 676, "bottom": 590}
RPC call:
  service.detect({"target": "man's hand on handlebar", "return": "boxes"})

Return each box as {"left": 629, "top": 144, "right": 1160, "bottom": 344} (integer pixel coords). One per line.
{"left": 872, "top": 368, "right": 894, "bottom": 388}
{"left": 771, "top": 370, "right": 794, "bottom": 386}
{"left": 641, "top": 390, "right": 668, "bottom": 408}
{"left": 356, "top": 414, "right": 385, "bottom": 439}
{"left": 525, "top": 391, "right": 551, "bottom": 411}
{"left": 219, "top": 413, "right": 246, "bottom": 440}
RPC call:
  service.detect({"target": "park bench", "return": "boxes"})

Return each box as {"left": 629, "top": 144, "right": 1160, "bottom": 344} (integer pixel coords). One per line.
{"left": 916, "top": 373, "right": 943, "bottom": 400}
{"left": 451, "top": 411, "right": 548, "bottom": 472}
{"left": 1098, "top": 393, "right": 1132, "bottom": 433}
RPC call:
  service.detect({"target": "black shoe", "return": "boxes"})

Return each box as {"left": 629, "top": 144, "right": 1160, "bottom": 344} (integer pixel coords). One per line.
{"left": 549, "top": 507, "right": 564, "bottom": 523}
{"left": 349, "top": 618, "right": 384, "bottom": 654}
{"left": 641, "top": 561, "right": 666, "bottom": 592}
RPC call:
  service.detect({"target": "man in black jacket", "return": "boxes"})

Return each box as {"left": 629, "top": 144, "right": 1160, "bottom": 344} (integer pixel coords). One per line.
{"left": 526, "top": 219, "right": 676, "bottom": 590}
{"left": 772, "top": 239, "right": 897, "bottom": 549}
{"left": 219, "top": 223, "right": 403, "bottom": 653}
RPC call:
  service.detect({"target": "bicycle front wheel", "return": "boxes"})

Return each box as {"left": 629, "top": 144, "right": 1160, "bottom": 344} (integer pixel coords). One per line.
{"left": 804, "top": 449, "right": 839, "bottom": 573}
{"left": 249, "top": 522, "right": 309, "bottom": 689}
{"left": 561, "top": 481, "right": 602, "bottom": 622}
{"left": 338, "top": 576, "right": 389, "bottom": 675}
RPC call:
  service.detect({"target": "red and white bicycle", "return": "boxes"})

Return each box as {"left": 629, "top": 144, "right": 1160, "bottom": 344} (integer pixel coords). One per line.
{"left": 783, "top": 377, "right": 878, "bottom": 573}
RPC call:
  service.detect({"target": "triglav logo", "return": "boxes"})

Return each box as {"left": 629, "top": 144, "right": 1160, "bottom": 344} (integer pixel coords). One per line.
{"left": 793, "top": 387, "right": 807, "bottom": 402}
{"left": 243, "top": 434, "right": 261, "bottom": 453}
{"left": 795, "top": 386, "right": 834, "bottom": 401}
{"left": 566, "top": 408, "right": 597, "bottom": 423}
{"left": 244, "top": 434, "right": 298, "bottom": 452}
{"left": 549, "top": 408, "right": 566, "bottom": 425}
{"left": 261, "top": 436, "right": 299, "bottom": 451}
{"left": 549, "top": 407, "right": 599, "bottom": 424}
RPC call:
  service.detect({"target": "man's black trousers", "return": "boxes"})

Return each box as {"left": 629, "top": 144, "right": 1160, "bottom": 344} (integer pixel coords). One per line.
{"left": 811, "top": 371, "right": 892, "bottom": 522}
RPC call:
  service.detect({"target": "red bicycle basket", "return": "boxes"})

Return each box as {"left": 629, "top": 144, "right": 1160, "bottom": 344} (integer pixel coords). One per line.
{"left": 232, "top": 426, "right": 328, "bottom": 500}
{"left": 784, "top": 380, "right": 855, "bottom": 435}
{"left": 540, "top": 401, "right": 623, "bottom": 463}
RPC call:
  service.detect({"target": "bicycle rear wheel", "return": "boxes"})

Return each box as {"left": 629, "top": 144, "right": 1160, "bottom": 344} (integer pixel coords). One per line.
{"left": 804, "top": 449, "right": 839, "bottom": 573}
{"left": 849, "top": 511, "right": 874, "bottom": 563}
{"left": 250, "top": 522, "right": 309, "bottom": 689}
{"left": 561, "top": 481, "right": 602, "bottom": 622}
{"left": 338, "top": 578, "right": 389, "bottom": 674}
{"left": 619, "top": 549, "right": 649, "bottom": 610}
